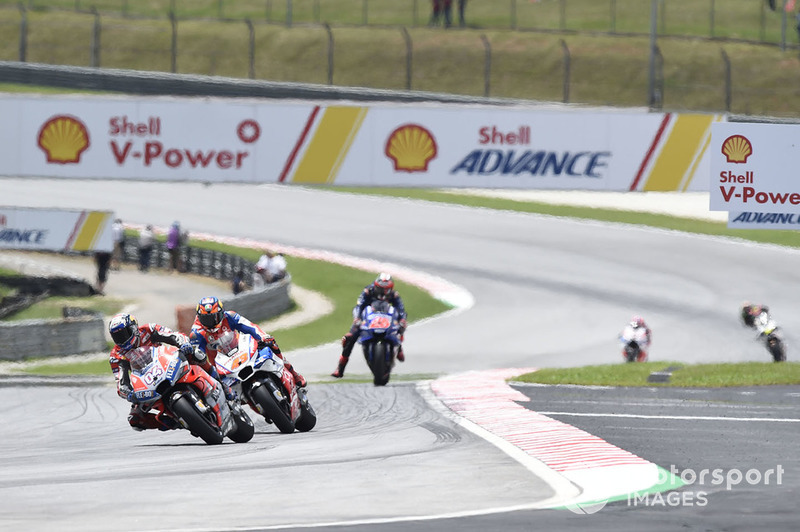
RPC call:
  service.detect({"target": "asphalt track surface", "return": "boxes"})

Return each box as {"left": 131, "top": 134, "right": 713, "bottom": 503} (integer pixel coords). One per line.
{"left": 2, "top": 180, "right": 800, "bottom": 531}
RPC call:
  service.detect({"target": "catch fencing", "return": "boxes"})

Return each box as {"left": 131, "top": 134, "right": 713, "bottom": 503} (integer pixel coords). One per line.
{"left": 0, "top": 1, "right": 798, "bottom": 117}
{"left": 5, "top": 0, "right": 797, "bottom": 48}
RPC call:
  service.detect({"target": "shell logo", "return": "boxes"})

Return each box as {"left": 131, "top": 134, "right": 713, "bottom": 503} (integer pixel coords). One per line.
{"left": 37, "top": 115, "right": 90, "bottom": 164}
{"left": 384, "top": 124, "right": 437, "bottom": 172}
{"left": 721, "top": 134, "right": 752, "bottom": 164}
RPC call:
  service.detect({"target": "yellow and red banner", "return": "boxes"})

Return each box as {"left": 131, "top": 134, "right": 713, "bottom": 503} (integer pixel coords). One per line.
{"left": 0, "top": 207, "right": 113, "bottom": 252}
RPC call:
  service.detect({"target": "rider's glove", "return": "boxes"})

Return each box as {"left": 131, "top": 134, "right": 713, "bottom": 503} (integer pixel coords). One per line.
{"left": 119, "top": 383, "right": 134, "bottom": 402}
{"left": 179, "top": 343, "right": 194, "bottom": 358}
{"left": 257, "top": 336, "right": 280, "bottom": 354}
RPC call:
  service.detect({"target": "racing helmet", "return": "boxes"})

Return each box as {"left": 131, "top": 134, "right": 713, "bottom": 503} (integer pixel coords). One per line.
{"left": 197, "top": 296, "right": 225, "bottom": 330}
{"left": 373, "top": 273, "right": 394, "bottom": 300}
{"left": 109, "top": 313, "right": 140, "bottom": 350}
{"left": 630, "top": 315, "right": 646, "bottom": 329}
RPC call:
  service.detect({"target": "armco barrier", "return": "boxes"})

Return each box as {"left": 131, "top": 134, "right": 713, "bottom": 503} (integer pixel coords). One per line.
{"left": 0, "top": 315, "right": 107, "bottom": 361}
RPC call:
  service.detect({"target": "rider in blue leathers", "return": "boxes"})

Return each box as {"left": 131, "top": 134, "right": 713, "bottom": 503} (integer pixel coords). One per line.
{"left": 331, "top": 273, "right": 407, "bottom": 378}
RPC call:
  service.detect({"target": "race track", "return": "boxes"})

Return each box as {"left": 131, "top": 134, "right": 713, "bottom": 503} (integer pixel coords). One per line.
{"left": 2, "top": 180, "right": 799, "bottom": 531}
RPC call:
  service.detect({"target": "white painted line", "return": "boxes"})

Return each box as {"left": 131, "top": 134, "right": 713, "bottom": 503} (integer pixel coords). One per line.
{"left": 537, "top": 411, "right": 800, "bottom": 422}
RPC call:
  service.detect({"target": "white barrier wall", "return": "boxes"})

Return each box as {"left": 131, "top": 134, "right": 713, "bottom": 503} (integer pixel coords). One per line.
{"left": 0, "top": 95, "right": 722, "bottom": 191}
{"left": 0, "top": 207, "right": 113, "bottom": 252}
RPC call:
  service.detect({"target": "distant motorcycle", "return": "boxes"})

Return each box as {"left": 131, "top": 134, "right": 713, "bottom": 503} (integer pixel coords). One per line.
{"left": 752, "top": 311, "right": 786, "bottom": 362}
{"left": 128, "top": 344, "right": 255, "bottom": 445}
{"left": 358, "top": 300, "right": 402, "bottom": 385}
{"left": 619, "top": 324, "right": 650, "bottom": 363}
{"left": 214, "top": 331, "right": 316, "bottom": 434}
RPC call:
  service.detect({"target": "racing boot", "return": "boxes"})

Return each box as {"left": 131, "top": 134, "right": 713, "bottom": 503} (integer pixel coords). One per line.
{"left": 331, "top": 355, "right": 349, "bottom": 379}
{"left": 206, "top": 364, "right": 236, "bottom": 401}
{"left": 396, "top": 345, "right": 405, "bottom": 362}
{"left": 285, "top": 362, "right": 307, "bottom": 388}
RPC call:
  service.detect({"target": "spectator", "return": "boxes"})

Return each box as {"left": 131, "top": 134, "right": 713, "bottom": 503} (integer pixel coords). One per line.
{"left": 94, "top": 251, "right": 112, "bottom": 294}
{"left": 166, "top": 221, "right": 181, "bottom": 273}
{"left": 111, "top": 218, "right": 124, "bottom": 271}
{"left": 255, "top": 249, "right": 287, "bottom": 284}
{"left": 232, "top": 269, "right": 246, "bottom": 295}
{"left": 430, "top": 0, "right": 453, "bottom": 27}
{"left": 138, "top": 225, "right": 155, "bottom": 272}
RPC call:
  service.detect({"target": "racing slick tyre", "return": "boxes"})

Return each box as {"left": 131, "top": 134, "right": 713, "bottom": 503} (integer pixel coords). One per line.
{"left": 171, "top": 395, "right": 224, "bottom": 445}
{"left": 252, "top": 381, "right": 295, "bottom": 434}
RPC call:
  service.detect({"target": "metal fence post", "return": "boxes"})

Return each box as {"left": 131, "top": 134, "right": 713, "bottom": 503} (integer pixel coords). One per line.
{"left": 647, "top": 0, "right": 658, "bottom": 107}
{"left": 510, "top": 0, "right": 517, "bottom": 31}
{"left": 286, "top": 0, "right": 292, "bottom": 28}
{"left": 560, "top": 39, "right": 570, "bottom": 103}
{"left": 721, "top": 48, "right": 731, "bottom": 112}
{"left": 610, "top": 0, "right": 616, "bottom": 34}
{"left": 401, "top": 28, "right": 412, "bottom": 90}
{"left": 246, "top": 19, "right": 255, "bottom": 79}
{"left": 18, "top": 4, "right": 27, "bottom": 63}
{"left": 90, "top": 7, "right": 100, "bottom": 67}
{"left": 169, "top": 11, "right": 177, "bottom": 73}
{"left": 480, "top": 34, "right": 491, "bottom": 97}
{"left": 324, "top": 23, "right": 334, "bottom": 85}
{"left": 709, "top": 0, "right": 715, "bottom": 39}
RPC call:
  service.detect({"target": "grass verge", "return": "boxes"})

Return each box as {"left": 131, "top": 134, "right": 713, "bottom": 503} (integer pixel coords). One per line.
{"left": 515, "top": 361, "right": 800, "bottom": 387}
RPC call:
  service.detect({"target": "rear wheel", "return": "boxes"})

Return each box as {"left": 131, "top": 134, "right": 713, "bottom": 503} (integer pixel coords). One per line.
{"left": 171, "top": 395, "right": 224, "bottom": 445}
{"left": 252, "top": 381, "right": 295, "bottom": 434}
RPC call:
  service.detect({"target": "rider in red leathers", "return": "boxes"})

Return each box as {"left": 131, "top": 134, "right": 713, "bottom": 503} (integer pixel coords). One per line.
{"left": 109, "top": 313, "right": 223, "bottom": 431}
{"left": 190, "top": 296, "right": 307, "bottom": 389}
{"left": 331, "top": 273, "right": 408, "bottom": 378}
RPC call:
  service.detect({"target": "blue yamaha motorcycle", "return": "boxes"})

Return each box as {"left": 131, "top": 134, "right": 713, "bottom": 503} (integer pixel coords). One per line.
{"left": 358, "top": 300, "right": 402, "bottom": 386}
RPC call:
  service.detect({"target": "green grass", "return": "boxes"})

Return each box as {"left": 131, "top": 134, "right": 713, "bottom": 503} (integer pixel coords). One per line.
{"left": 516, "top": 361, "right": 800, "bottom": 387}
{"left": 0, "top": 2, "right": 799, "bottom": 116}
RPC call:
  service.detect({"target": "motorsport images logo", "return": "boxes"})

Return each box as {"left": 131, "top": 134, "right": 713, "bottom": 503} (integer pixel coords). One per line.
{"left": 564, "top": 465, "right": 784, "bottom": 515}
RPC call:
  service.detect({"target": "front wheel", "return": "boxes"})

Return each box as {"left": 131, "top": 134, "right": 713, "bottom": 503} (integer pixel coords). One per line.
{"left": 367, "top": 342, "right": 390, "bottom": 386}
{"left": 295, "top": 389, "right": 317, "bottom": 432}
{"left": 624, "top": 343, "right": 640, "bottom": 363}
{"left": 171, "top": 395, "right": 224, "bottom": 445}
{"left": 251, "top": 381, "right": 295, "bottom": 434}
{"left": 767, "top": 335, "right": 786, "bottom": 362}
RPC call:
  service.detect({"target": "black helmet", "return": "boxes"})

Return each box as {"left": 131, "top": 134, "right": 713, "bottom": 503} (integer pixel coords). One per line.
{"left": 109, "top": 313, "right": 140, "bottom": 350}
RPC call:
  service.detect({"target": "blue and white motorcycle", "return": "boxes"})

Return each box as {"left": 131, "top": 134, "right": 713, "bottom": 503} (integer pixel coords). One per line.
{"left": 357, "top": 300, "right": 402, "bottom": 386}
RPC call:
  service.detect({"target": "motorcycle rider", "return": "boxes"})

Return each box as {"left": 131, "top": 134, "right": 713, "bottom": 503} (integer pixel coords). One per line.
{"left": 190, "top": 296, "right": 307, "bottom": 389}
{"left": 619, "top": 315, "right": 652, "bottom": 362}
{"left": 741, "top": 302, "right": 770, "bottom": 328}
{"left": 108, "top": 313, "right": 226, "bottom": 431}
{"left": 331, "top": 273, "right": 407, "bottom": 378}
